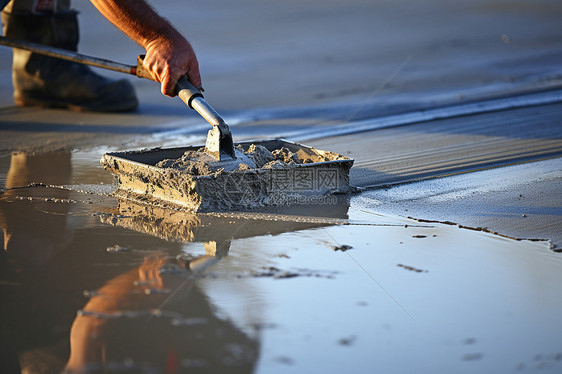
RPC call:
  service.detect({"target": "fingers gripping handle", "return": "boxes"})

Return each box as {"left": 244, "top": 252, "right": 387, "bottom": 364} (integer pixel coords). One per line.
{"left": 135, "top": 55, "right": 203, "bottom": 108}
{"left": 135, "top": 55, "right": 154, "bottom": 80}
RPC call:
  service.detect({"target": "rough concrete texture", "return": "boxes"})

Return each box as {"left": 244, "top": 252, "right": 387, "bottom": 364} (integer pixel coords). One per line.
{"left": 101, "top": 141, "right": 353, "bottom": 212}
{"left": 154, "top": 144, "right": 308, "bottom": 175}
{"left": 156, "top": 147, "right": 256, "bottom": 174}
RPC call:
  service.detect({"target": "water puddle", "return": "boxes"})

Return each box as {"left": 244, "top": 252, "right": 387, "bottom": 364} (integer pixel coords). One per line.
{"left": 1, "top": 149, "right": 561, "bottom": 373}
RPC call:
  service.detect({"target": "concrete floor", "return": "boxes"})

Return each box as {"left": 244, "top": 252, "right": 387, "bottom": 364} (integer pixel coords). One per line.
{"left": 1, "top": 2, "right": 562, "bottom": 373}
{"left": 1, "top": 0, "right": 561, "bottom": 243}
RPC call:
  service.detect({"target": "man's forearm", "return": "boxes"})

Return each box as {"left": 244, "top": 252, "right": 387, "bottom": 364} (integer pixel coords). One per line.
{"left": 90, "top": 0, "right": 180, "bottom": 50}
{"left": 89, "top": 0, "right": 202, "bottom": 96}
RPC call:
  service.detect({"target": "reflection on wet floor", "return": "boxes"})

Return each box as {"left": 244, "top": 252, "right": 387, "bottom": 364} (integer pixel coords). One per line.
{"left": 100, "top": 196, "right": 350, "bottom": 243}
{"left": 0, "top": 149, "right": 349, "bottom": 373}
{"left": 1, "top": 149, "right": 562, "bottom": 373}
{"left": 65, "top": 254, "right": 259, "bottom": 373}
{"left": 1, "top": 151, "right": 73, "bottom": 268}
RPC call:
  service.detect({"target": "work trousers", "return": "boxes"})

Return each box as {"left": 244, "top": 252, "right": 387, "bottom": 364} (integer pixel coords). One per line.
{"left": 3, "top": 0, "right": 70, "bottom": 13}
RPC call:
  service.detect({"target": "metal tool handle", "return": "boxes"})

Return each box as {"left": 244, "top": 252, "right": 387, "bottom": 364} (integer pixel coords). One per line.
{"left": 0, "top": 40, "right": 235, "bottom": 159}
{"left": 0, "top": 41, "right": 205, "bottom": 111}
{"left": 135, "top": 56, "right": 235, "bottom": 159}
{"left": 175, "top": 76, "right": 204, "bottom": 109}
{"left": 0, "top": 35, "right": 135, "bottom": 75}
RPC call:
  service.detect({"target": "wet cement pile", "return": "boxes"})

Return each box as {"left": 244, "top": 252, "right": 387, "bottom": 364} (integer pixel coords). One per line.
{"left": 102, "top": 141, "right": 352, "bottom": 212}
{"left": 155, "top": 144, "right": 341, "bottom": 175}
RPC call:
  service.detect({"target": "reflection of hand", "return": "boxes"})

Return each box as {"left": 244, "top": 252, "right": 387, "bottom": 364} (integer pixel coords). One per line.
{"left": 65, "top": 253, "right": 258, "bottom": 372}
{"left": 138, "top": 255, "right": 166, "bottom": 288}
{"left": 66, "top": 258, "right": 162, "bottom": 371}
{"left": 66, "top": 255, "right": 189, "bottom": 371}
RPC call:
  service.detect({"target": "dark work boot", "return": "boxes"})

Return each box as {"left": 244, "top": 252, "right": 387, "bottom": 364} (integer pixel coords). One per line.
{"left": 1, "top": 10, "right": 138, "bottom": 112}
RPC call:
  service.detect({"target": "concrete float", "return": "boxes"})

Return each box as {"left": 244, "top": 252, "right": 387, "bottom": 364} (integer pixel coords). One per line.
{"left": 101, "top": 139, "right": 354, "bottom": 212}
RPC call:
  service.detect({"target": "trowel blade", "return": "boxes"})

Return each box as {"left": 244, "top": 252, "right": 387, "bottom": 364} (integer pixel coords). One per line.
{"left": 219, "top": 131, "right": 235, "bottom": 160}
{"left": 191, "top": 97, "right": 236, "bottom": 162}
{"left": 205, "top": 126, "right": 236, "bottom": 162}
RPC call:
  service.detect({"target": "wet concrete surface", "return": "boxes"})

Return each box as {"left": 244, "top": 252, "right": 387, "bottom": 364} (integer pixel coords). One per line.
{"left": 1, "top": 149, "right": 561, "bottom": 373}
{"left": 358, "top": 158, "right": 562, "bottom": 249}
{"left": 1, "top": 0, "right": 562, "bottom": 373}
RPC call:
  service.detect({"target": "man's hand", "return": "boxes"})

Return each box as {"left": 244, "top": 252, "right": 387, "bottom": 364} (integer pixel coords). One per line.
{"left": 90, "top": 0, "right": 202, "bottom": 97}
{"left": 144, "top": 33, "right": 201, "bottom": 97}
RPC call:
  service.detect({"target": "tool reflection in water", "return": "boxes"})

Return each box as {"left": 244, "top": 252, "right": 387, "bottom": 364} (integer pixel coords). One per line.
{"left": 87, "top": 196, "right": 351, "bottom": 372}
{"left": 65, "top": 254, "right": 259, "bottom": 373}
{"left": 0, "top": 150, "right": 350, "bottom": 372}
{"left": 0, "top": 151, "right": 259, "bottom": 373}
{"left": 100, "top": 194, "right": 351, "bottom": 246}
{"left": 68, "top": 195, "right": 352, "bottom": 373}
